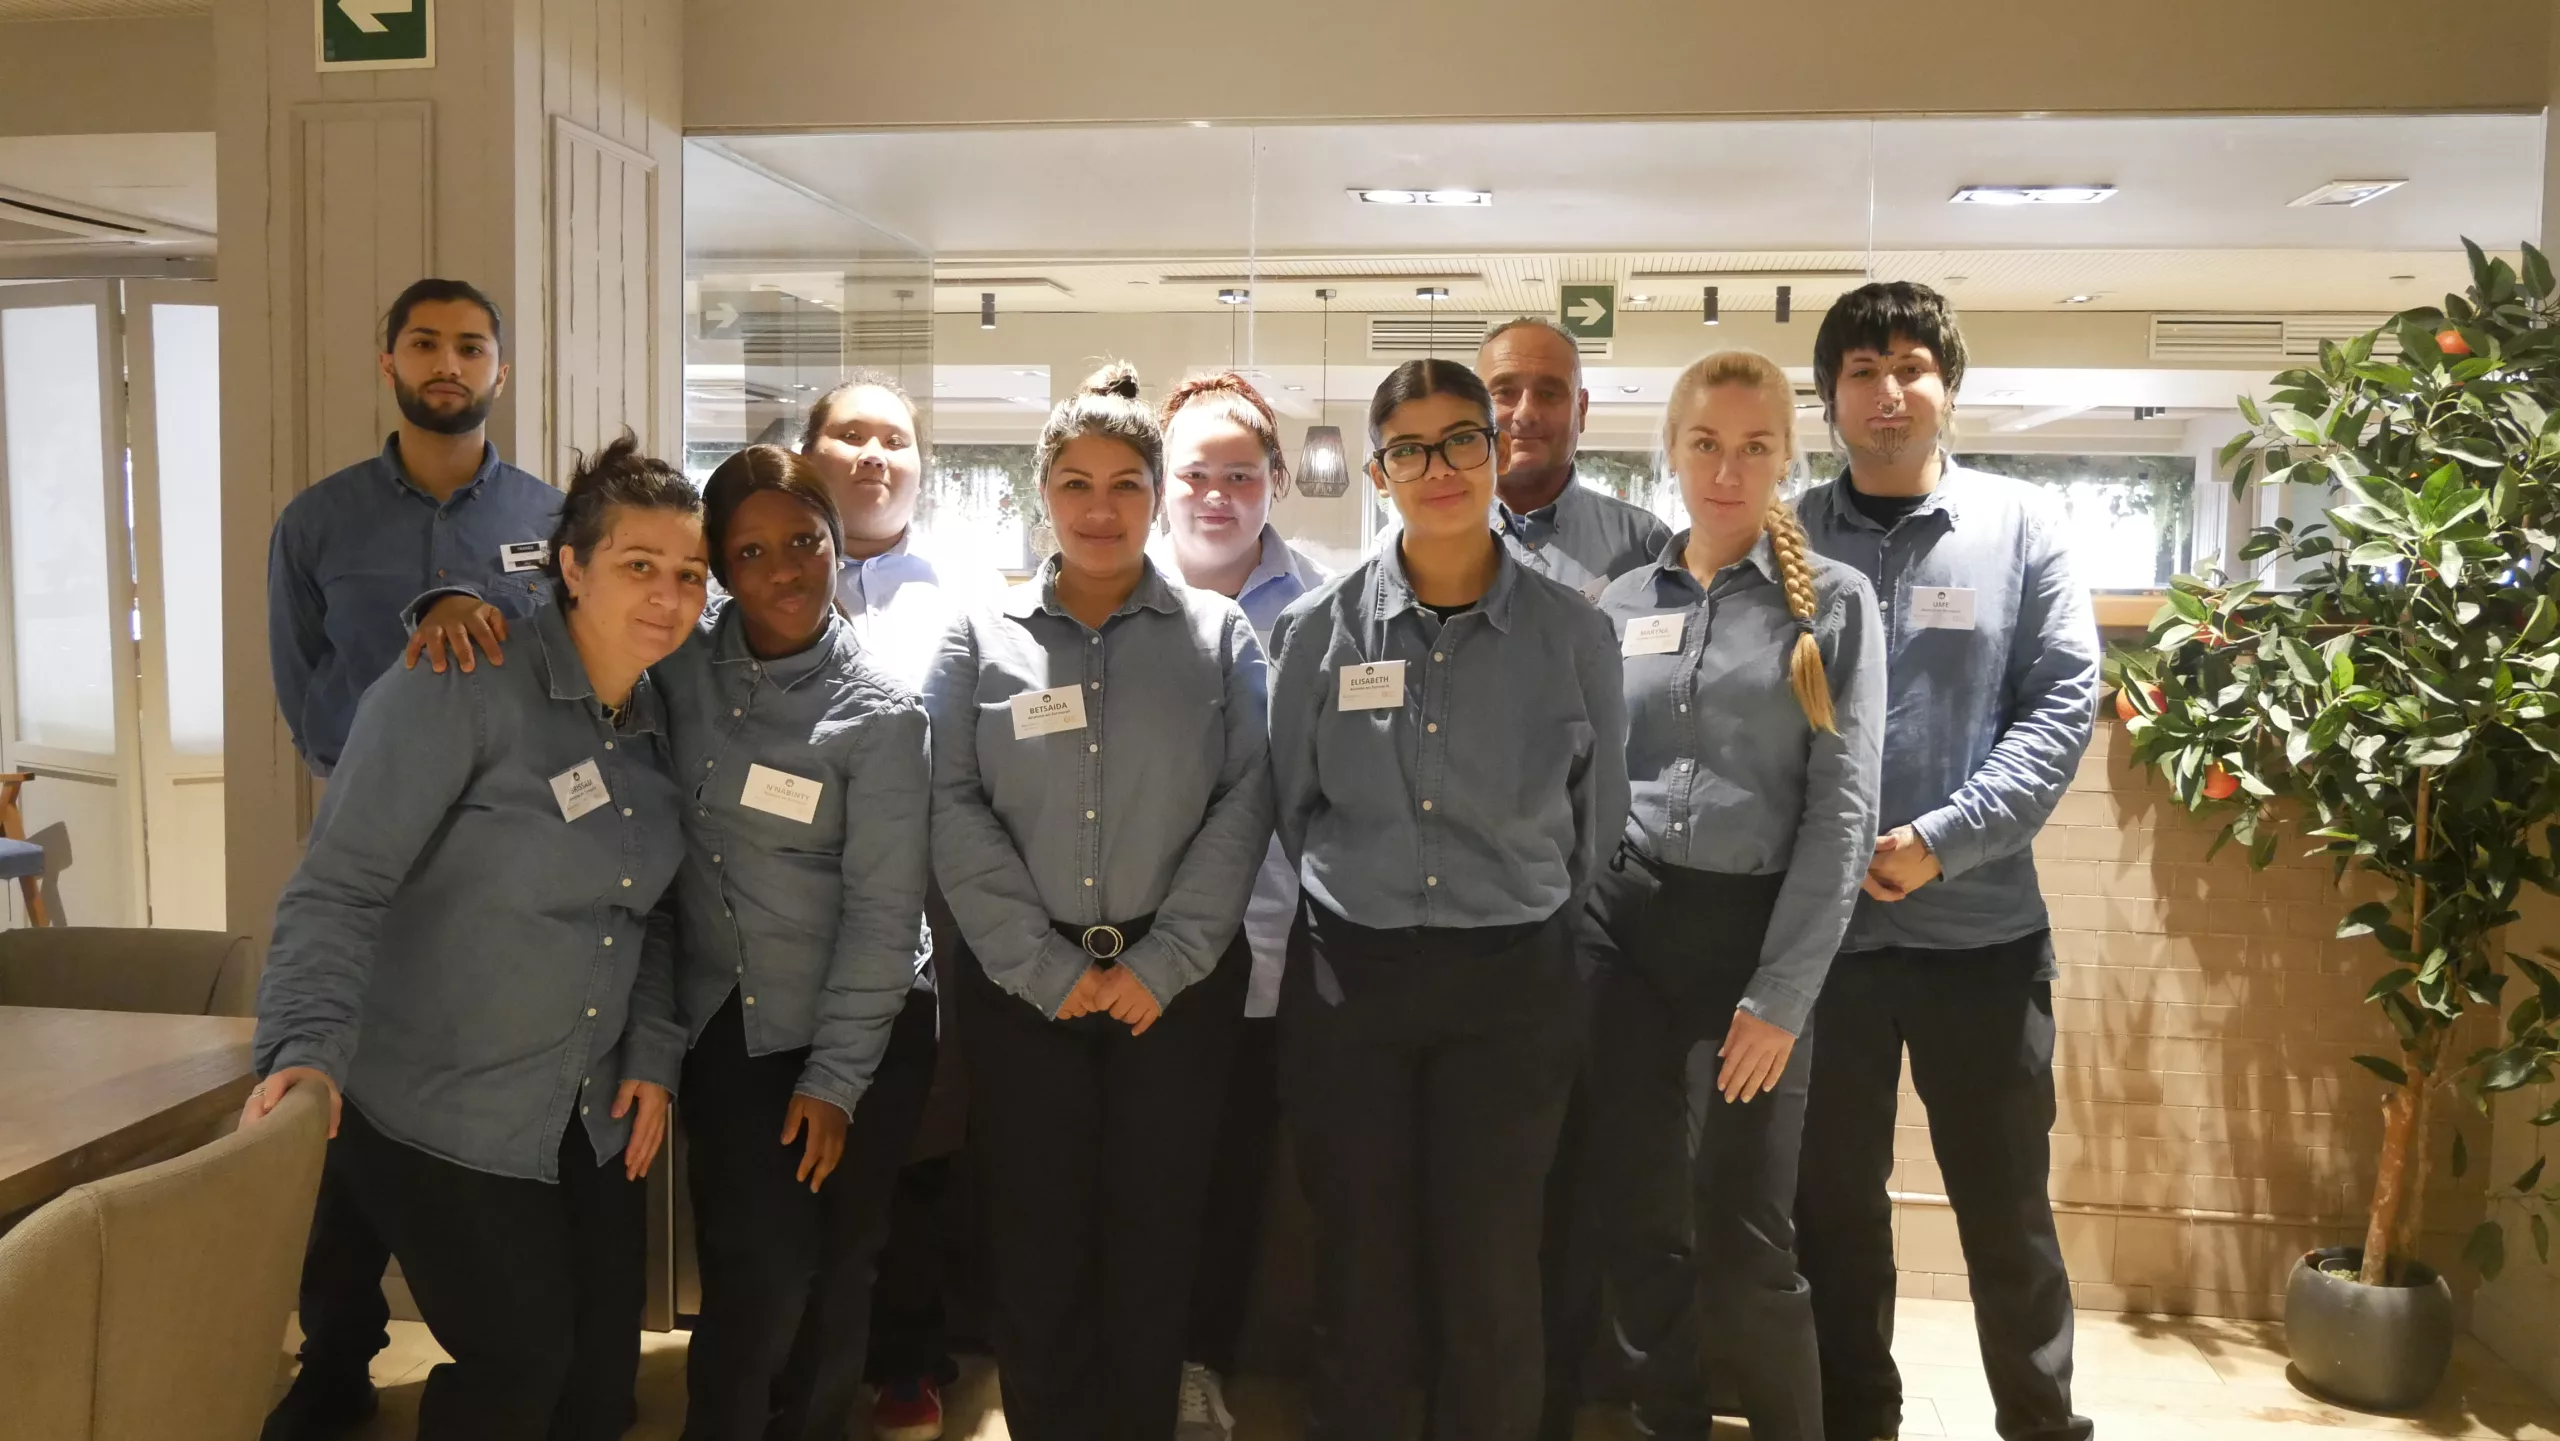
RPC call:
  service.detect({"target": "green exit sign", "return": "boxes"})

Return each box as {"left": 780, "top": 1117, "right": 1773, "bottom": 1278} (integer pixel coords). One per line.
{"left": 317, "top": 0, "right": 434, "bottom": 71}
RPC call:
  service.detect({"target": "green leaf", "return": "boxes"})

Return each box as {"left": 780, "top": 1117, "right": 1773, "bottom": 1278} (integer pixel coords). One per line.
{"left": 2534, "top": 1213, "right": 2551, "bottom": 1267}
{"left": 2517, "top": 1156, "right": 2548, "bottom": 1194}
{"left": 2466, "top": 1219, "right": 2507, "bottom": 1281}
{"left": 2338, "top": 901, "right": 2395, "bottom": 939}
{"left": 2365, "top": 968, "right": 2418, "bottom": 1001}
{"left": 2349, "top": 541, "right": 2405, "bottom": 567}
{"left": 2351, "top": 1053, "right": 2411, "bottom": 1087}
{"left": 2483, "top": 1046, "right": 2540, "bottom": 1092}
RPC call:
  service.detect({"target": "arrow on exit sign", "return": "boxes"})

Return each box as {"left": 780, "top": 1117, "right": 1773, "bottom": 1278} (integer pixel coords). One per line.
{"left": 1559, "top": 284, "right": 1615, "bottom": 340}
{"left": 318, "top": 0, "right": 433, "bottom": 71}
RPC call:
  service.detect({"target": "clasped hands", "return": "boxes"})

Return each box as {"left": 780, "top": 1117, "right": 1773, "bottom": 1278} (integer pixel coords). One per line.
{"left": 1056, "top": 963, "right": 1163, "bottom": 1035}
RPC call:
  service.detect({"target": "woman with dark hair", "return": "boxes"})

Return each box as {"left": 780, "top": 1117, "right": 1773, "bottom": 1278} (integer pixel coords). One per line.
{"left": 1147, "top": 371, "right": 1329, "bottom": 1440}
{"left": 925, "top": 363, "right": 1272, "bottom": 1441}
{"left": 1266, "top": 358, "right": 1629, "bottom": 1441}
{"left": 245, "top": 434, "right": 709, "bottom": 1441}
{"left": 640, "top": 444, "right": 935, "bottom": 1441}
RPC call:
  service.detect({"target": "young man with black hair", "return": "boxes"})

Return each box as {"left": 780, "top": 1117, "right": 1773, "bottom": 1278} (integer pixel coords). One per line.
{"left": 261, "top": 278, "right": 565, "bottom": 1441}
{"left": 1792, "top": 282, "right": 2099, "bottom": 1441}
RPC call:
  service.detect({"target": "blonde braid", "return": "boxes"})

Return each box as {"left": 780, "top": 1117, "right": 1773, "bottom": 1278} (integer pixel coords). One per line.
{"left": 1764, "top": 502, "right": 1838, "bottom": 734}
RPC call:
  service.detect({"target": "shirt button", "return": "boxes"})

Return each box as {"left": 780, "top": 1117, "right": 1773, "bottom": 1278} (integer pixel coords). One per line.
{"left": 620, "top": 807, "right": 632, "bottom": 817}
{"left": 1089, "top": 636, "right": 1100, "bottom": 645}
{"left": 712, "top": 854, "right": 722, "bottom": 864}
{"left": 1421, "top": 799, "right": 1434, "bottom": 811}
{"left": 1679, "top": 704, "right": 1690, "bottom": 713}
{"left": 620, "top": 877, "right": 633, "bottom": 887}
{"left": 1426, "top": 876, "right": 1439, "bottom": 887}
{"left": 1088, "top": 742, "right": 1099, "bottom": 753}
{"left": 602, "top": 936, "right": 614, "bottom": 947}
{"left": 1084, "top": 877, "right": 1095, "bottom": 887}
{"left": 1427, "top": 722, "right": 1439, "bottom": 733}
{"left": 1433, "top": 652, "right": 1445, "bottom": 662}
{"left": 705, "top": 760, "right": 715, "bottom": 770}
{"left": 1670, "top": 822, "right": 1684, "bottom": 831}
{"left": 744, "top": 995, "right": 756, "bottom": 1006}
{"left": 582, "top": 1077, "right": 591, "bottom": 1088}
{"left": 580, "top": 1105, "right": 589, "bottom": 1116}
{"left": 604, "top": 741, "right": 615, "bottom": 750}
{"left": 437, "top": 568, "right": 448, "bottom": 578}
{"left": 1086, "top": 810, "right": 1096, "bottom": 819}
{"left": 732, "top": 708, "right": 743, "bottom": 717}
{"left": 586, "top": 1008, "right": 598, "bottom": 1018}
{"left": 1089, "top": 680, "right": 1101, "bottom": 690}
{"left": 750, "top": 663, "right": 762, "bottom": 673}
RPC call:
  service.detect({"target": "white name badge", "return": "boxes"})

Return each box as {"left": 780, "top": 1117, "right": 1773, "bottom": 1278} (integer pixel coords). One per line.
{"left": 1622, "top": 613, "right": 1686, "bottom": 657}
{"left": 1009, "top": 686, "right": 1089, "bottom": 739}
{"left": 740, "top": 763, "right": 822, "bottom": 825}
{"left": 1337, "top": 660, "right": 1408, "bottom": 711}
{"left": 500, "top": 540, "right": 551, "bottom": 574}
{"left": 550, "top": 759, "right": 611, "bottom": 823}
{"left": 1910, "top": 585, "right": 1977, "bottom": 631}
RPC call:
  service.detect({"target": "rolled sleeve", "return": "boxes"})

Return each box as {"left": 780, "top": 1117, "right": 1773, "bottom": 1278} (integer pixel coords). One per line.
{"left": 1743, "top": 579, "right": 1886, "bottom": 1034}
{"left": 253, "top": 661, "right": 482, "bottom": 1085}
{"left": 798, "top": 698, "right": 933, "bottom": 1112}
{"left": 1909, "top": 507, "right": 2099, "bottom": 879}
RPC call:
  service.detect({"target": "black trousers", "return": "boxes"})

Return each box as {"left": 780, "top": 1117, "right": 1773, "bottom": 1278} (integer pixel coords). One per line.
{"left": 1185, "top": 1012, "right": 1281, "bottom": 1376}
{"left": 1793, "top": 936, "right": 2094, "bottom": 1441}
{"left": 863, "top": 1154, "right": 962, "bottom": 1388}
{"left": 959, "top": 925, "right": 1249, "bottom": 1441}
{"left": 331, "top": 1102, "right": 644, "bottom": 1441}
{"left": 1282, "top": 902, "right": 1586, "bottom": 1441}
{"left": 287, "top": 1162, "right": 394, "bottom": 1383}
{"left": 680, "top": 984, "right": 940, "bottom": 1441}
{"left": 1587, "top": 855, "right": 1821, "bottom": 1441}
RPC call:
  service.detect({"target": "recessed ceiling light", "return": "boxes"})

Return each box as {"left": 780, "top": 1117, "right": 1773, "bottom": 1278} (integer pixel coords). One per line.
{"left": 2290, "top": 179, "right": 2406, "bottom": 208}
{"left": 1011, "top": 396, "right": 1044, "bottom": 405}
{"left": 1619, "top": 385, "right": 1642, "bottom": 394}
{"left": 1950, "top": 184, "right": 2116, "bottom": 206}
{"left": 1217, "top": 289, "right": 1250, "bottom": 305}
{"left": 1627, "top": 294, "right": 1654, "bottom": 305}
{"left": 1350, "top": 188, "right": 1491, "bottom": 206}
{"left": 1285, "top": 384, "right": 1305, "bottom": 392}
{"left": 2061, "top": 294, "right": 2098, "bottom": 305}
{"left": 1186, "top": 120, "right": 1213, "bottom": 129}
{"left": 1415, "top": 285, "right": 1451, "bottom": 301}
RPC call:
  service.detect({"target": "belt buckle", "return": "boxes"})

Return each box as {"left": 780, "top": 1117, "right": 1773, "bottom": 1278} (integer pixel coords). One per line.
{"left": 1079, "top": 924, "right": 1126, "bottom": 961}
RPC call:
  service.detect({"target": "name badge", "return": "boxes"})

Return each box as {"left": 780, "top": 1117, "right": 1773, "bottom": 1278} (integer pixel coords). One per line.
{"left": 550, "top": 759, "right": 611, "bottom": 823}
{"left": 1009, "top": 686, "right": 1089, "bottom": 739}
{"left": 740, "top": 763, "right": 822, "bottom": 824}
{"left": 1622, "top": 613, "right": 1685, "bottom": 657}
{"left": 500, "top": 540, "right": 551, "bottom": 574}
{"left": 1337, "top": 660, "right": 1407, "bottom": 711}
{"left": 1910, "top": 586, "right": 1977, "bottom": 631}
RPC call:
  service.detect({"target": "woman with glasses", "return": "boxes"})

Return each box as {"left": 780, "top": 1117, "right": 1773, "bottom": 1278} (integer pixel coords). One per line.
{"left": 1266, "top": 358, "right": 1628, "bottom": 1441}
{"left": 925, "top": 363, "right": 1273, "bottom": 1441}
{"left": 1584, "top": 350, "right": 1884, "bottom": 1441}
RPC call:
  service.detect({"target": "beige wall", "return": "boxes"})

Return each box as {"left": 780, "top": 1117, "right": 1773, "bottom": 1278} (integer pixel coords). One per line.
{"left": 684, "top": 0, "right": 2551, "bottom": 134}
{"left": 0, "top": 16, "right": 211, "bottom": 137}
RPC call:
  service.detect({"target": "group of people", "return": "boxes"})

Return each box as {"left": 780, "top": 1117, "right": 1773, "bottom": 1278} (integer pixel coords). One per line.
{"left": 245, "top": 274, "right": 2100, "bottom": 1441}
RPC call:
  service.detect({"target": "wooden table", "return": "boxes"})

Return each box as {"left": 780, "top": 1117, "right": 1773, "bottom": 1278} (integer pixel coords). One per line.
{"left": 0, "top": 1006, "right": 258, "bottom": 1226}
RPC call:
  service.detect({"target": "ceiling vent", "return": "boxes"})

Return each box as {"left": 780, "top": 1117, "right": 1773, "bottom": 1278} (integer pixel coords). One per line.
{"left": 1368, "top": 313, "right": 1494, "bottom": 358}
{"left": 2150, "top": 313, "right": 2400, "bottom": 363}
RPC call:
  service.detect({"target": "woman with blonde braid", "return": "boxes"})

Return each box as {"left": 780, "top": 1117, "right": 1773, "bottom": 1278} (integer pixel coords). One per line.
{"left": 1585, "top": 350, "right": 1885, "bottom": 1441}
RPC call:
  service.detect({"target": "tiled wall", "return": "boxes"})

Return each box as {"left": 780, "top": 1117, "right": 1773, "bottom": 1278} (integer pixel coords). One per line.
{"left": 1886, "top": 718, "right": 2491, "bottom": 1321}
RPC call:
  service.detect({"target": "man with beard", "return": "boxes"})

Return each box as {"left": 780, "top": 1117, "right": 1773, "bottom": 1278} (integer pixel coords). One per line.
{"left": 1479, "top": 316, "right": 1671, "bottom": 600}
{"left": 1792, "top": 283, "right": 2098, "bottom": 1441}
{"left": 259, "top": 278, "right": 563, "bottom": 1441}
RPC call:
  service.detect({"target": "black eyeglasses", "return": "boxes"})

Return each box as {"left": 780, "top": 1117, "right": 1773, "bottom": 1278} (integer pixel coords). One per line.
{"left": 1371, "top": 427, "right": 1496, "bottom": 484}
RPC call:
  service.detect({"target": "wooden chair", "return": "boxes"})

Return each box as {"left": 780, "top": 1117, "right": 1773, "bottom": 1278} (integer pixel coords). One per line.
{"left": 0, "top": 771, "right": 47, "bottom": 927}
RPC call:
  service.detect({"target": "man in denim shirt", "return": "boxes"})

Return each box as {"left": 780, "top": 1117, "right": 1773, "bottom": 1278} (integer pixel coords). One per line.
{"left": 260, "top": 279, "right": 563, "bottom": 1441}
{"left": 1793, "top": 284, "right": 2099, "bottom": 1441}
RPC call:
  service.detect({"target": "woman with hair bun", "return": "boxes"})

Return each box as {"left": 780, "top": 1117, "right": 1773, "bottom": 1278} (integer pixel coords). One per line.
{"left": 924, "top": 364, "right": 1273, "bottom": 1441}
{"left": 246, "top": 434, "right": 710, "bottom": 1441}
{"left": 1585, "top": 350, "right": 1884, "bottom": 1441}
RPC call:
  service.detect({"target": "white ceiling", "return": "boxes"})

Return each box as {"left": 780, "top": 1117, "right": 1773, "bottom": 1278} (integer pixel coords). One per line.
{"left": 0, "top": 132, "right": 216, "bottom": 265}
{"left": 694, "top": 114, "right": 2543, "bottom": 314}
{"left": 0, "top": 0, "right": 202, "bottom": 15}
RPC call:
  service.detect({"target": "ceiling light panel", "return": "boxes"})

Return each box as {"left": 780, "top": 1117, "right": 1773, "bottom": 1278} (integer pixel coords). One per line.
{"left": 1350, "top": 188, "right": 1492, "bottom": 206}
{"left": 2288, "top": 179, "right": 2408, "bottom": 209}
{"left": 1949, "top": 185, "right": 2117, "bottom": 206}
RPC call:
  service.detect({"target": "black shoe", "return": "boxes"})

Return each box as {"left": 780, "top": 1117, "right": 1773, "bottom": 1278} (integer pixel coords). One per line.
{"left": 261, "top": 1367, "right": 379, "bottom": 1441}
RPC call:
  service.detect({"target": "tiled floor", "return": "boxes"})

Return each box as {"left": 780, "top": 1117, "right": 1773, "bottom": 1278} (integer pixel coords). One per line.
{"left": 286, "top": 1297, "right": 2560, "bottom": 1439}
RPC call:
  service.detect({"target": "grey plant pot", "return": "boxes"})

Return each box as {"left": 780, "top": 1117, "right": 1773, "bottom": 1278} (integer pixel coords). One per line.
{"left": 2284, "top": 1245, "right": 2455, "bottom": 1411}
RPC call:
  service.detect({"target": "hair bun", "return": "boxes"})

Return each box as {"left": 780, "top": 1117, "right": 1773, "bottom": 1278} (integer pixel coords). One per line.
{"left": 1081, "top": 361, "right": 1142, "bottom": 401}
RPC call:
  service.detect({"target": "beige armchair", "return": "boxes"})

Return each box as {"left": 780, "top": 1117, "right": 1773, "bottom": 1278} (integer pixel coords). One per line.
{"left": 0, "top": 928, "right": 258, "bottom": 1018}
{"left": 0, "top": 1083, "right": 327, "bottom": 1441}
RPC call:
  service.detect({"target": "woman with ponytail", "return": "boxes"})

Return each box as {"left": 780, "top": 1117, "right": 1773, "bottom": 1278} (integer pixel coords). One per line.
{"left": 924, "top": 363, "right": 1271, "bottom": 1441}
{"left": 1584, "top": 350, "right": 1885, "bottom": 1441}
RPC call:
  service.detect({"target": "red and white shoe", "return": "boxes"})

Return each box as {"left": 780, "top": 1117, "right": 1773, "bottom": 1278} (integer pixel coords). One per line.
{"left": 872, "top": 1378, "right": 945, "bottom": 1441}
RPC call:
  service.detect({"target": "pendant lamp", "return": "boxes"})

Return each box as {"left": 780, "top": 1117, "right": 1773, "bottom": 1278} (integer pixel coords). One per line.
{"left": 1297, "top": 288, "right": 1352, "bottom": 497}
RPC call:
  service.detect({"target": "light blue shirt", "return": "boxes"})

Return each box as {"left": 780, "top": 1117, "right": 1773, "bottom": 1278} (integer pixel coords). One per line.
{"left": 1269, "top": 535, "right": 1630, "bottom": 931}
{"left": 639, "top": 601, "right": 932, "bottom": 1117}
{"left": 1798, "top": 465, "right": 2100, "bottom": 956}
{"left": 1598, "top": 533, "right": 1885, "bottom": 1033}
{"left": 835, "top": 528, "right": 1008, "bottom": 693}
{"left": 1149, "top": 524, "right": 1331, "bottom": 1016}
{"left": 254, "top": 601, "right": 685, "bottom": 1182}
{"left": 925, "top": 556, "right": 1274, "bottom": 1017}
{"left": 1497, "top": 473, "right": 1675, "bottom": 599}
{"left": 267, "top": 434, "right": 562, "bottom": 775}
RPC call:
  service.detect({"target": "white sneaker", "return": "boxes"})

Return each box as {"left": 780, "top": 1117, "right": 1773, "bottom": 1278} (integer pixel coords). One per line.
{"left": 1175, "top": 1362, "right": 1236, "bottom": 1441}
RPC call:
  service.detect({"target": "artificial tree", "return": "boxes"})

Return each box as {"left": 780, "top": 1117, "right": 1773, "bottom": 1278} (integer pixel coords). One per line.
{"left": 2115, "top": 239, "right": 2560, "bottom": 1287}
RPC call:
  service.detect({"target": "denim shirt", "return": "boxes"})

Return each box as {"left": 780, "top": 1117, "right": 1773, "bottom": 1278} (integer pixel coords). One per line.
{"left": 1597, "top": 533, "right": 1886, "bottom": 1033}
{"left": 1149, "top": 525, "right": 1332, "bottom": 1017}
{"left": 636, "top": 600, "right": 932, "bottom": 1117}
{"left": 1270, "top": 535, "right": 1630, "bottom": 931}
{"left": 254, "top": 600, "right": 686, "bottom": 1182}
{"left": 1798, "top": 465, "right": 2099, "bottom": 956}
{"left": 925, "top": 556, "right": 1274, "bottom": 1017}
{"left": 1496, "top": 474, "right": 1675, "bottom": 599}
{"left": 267, "top": 434, "right": 562, "bottom": 775}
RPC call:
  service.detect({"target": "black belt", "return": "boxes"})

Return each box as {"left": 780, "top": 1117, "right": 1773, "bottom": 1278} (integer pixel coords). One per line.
{"left": 1050, "top": 913, "right": 1155, "bottom": 963}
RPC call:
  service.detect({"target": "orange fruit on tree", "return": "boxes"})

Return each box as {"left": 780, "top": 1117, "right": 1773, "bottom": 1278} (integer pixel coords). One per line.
{"left": 2201, "top": 764, "right": 2240, "bottom": 801}
{"left": 2437, "top": 328, "right": 2472, "bottom": 357}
